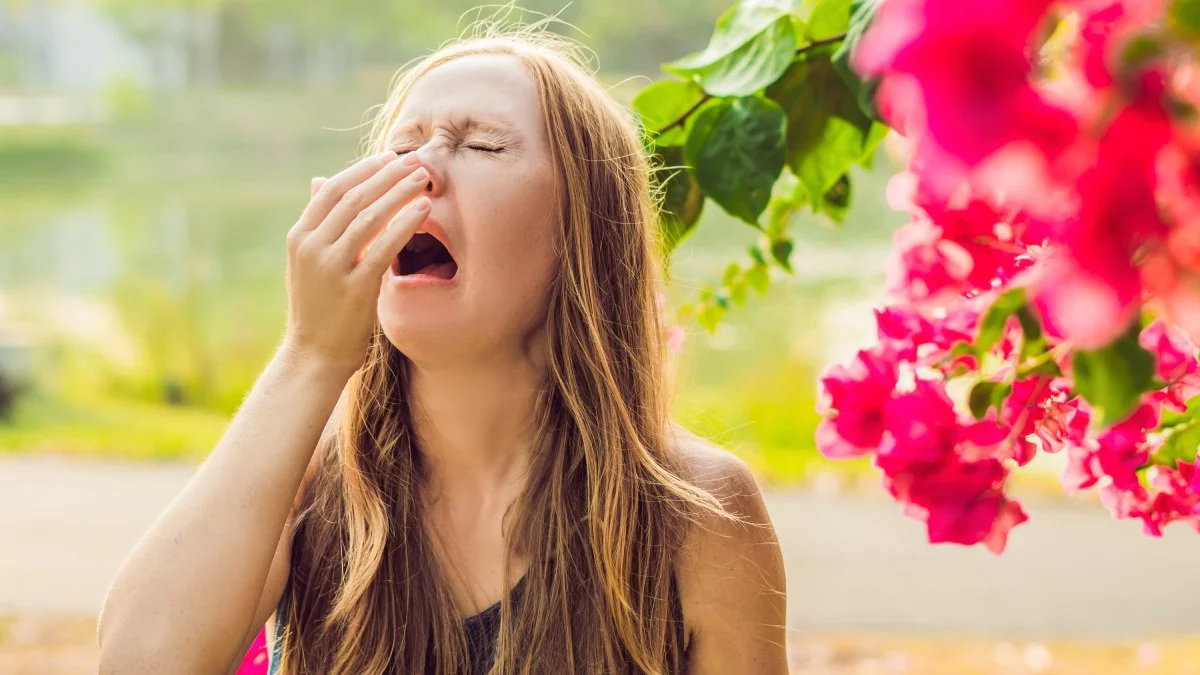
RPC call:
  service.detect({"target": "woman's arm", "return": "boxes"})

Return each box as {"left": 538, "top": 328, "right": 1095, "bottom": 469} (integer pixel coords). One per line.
{"left": 97, "top": 149, "right": 434, "bottom": 674}
{"left": 97, "top": 351, "right": 348, "bottom": 674}
{"left": 677, "top": 439, "right": 789, "bottom": 675}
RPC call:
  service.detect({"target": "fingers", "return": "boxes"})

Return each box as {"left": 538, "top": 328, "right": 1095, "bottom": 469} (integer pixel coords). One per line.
{"left": 310, "top": 177, "right": 326, "bottom": 197}
{"left": 290, "top": 151, "right": 394, "bottom": 236}
{"left": 355, "top": 196, "right": 432, "bottom": 279}
{"left": 308, "top": 153, "right": 423, "bottom": 247}
{"left": 337, "top": 165, "right": 430, "bottom": 264}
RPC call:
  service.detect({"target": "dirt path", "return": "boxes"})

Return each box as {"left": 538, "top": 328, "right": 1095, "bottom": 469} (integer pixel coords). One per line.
{"left": 2, "top": 455, "right": 1198, "bottom": 638}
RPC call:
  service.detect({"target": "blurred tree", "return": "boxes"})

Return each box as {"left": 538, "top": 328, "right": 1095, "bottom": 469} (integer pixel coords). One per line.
{"left": 88, "top": 0, "right": 735, "bottom": 87}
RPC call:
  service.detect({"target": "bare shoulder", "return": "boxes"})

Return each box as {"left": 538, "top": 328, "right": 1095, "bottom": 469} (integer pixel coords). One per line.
{"left": 670, "top": 427, "right": 789, "bottom": 674}
{"left": 674, "top": 429, "right": 763, "bottom": 510}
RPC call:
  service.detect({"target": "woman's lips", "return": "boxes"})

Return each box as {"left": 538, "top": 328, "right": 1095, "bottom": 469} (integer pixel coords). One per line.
{"left": 389, "top": 214, "right": 460, "bottom": 283}
{"left": 415, "top": 216, "right": 455, "bottom": 261}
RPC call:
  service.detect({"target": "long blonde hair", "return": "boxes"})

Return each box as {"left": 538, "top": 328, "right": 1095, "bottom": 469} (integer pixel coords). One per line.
{"left": 276, "top": 24, "right": 723, "bottom": 675}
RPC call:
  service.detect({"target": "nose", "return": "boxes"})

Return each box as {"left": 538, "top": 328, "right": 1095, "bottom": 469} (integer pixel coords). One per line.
{"left": 411, "top": 147, "right": 444, "bottom": 198}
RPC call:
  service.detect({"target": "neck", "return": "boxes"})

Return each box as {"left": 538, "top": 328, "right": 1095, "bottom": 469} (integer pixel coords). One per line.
{"left": 408, "top": 352, "right": 543, "bottom": 507}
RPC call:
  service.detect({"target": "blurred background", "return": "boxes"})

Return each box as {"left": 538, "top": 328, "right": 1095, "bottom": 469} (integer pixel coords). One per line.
{"left": 0, "top": 1, "right": 1197, "bottom": 673}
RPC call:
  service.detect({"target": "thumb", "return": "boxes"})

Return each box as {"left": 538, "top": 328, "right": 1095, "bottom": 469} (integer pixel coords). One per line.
{"left": 311, "top": 177, "right": 327, "bottom": 197}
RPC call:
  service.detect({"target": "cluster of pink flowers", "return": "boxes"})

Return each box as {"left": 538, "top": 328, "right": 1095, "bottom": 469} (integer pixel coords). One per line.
{"left": 818, "top": 0, "right": 1200, "bottom": 551}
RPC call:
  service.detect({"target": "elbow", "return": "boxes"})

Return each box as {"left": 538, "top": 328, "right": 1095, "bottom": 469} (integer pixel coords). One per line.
{"left": 96, "top": 615, "right": 206, "bottom": 675}
{"left": 97, "top": 620, "right": 240, "bottom": 675}
{"left": 96, "top": 616, "right": 169, "bottom": 675}
{"left": 97, "top": 635, "right": 163, "bottom": 675}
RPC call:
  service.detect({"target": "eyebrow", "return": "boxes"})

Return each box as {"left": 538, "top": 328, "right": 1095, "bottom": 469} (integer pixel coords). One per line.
{"left": 387, "top": 115, "right": 520, "bottom": 143}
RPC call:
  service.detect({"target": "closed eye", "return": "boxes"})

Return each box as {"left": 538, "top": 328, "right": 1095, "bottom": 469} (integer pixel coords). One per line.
{"left": 389, "top": 143, "right": 503, "bottom": 155}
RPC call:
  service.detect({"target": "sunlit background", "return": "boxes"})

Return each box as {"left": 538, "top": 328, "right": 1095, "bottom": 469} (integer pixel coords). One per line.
{"left": 1, "top": 1, "right": 1197, "bottom": 673}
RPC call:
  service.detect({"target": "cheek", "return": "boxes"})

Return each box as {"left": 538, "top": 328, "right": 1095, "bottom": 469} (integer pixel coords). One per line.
{"left": 469, "top": 170, "right": 559, "bottom": 289}
{"left": 478, "top": 213, "right": 558, "bottom": 294}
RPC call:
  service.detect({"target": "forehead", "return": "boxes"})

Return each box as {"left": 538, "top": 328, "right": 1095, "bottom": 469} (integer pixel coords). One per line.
{"left": 390, "top": 53, "right": 544, "bottom": 137}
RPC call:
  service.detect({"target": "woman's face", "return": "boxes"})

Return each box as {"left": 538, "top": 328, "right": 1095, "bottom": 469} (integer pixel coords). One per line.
{"left": 377, "top": 53, "right": 559, "bottom": 363}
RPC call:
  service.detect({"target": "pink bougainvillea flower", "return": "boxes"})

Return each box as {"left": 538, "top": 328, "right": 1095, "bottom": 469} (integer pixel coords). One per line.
{"left": 816, "top": 349, "right": 899, "bottom": 458}
{"left": 1141, "top": 318, "right": 1196, "bottom": 381}
{"left": 1034, "top": 73, "right": 1172, "bottom": 347}
{"left": 1068, "top": 0, "right": 1168, "bottom": 90}
{"left": 1140, "top": 318, "right": 1200, "bottom": 410}
{"left": 1032, "top": 253, "right": 1140, "bottom": 349}
{"left": 998, "top": 376, "right": 1055, "bottom": 464}
{"left": 1097, "top": 461, "right": 1200, "bottom": 536}
{"left": 874, "top": 302, "right": 978, "bottom": 368}
{"left": 885, "top": 193, "right": 1041, "bottom": 307}
{"left": 818, "top": 0, "right": 1200, "bottom": 552}
{"left": 856, "top": 0, "right": 1075, "bottom": 192}
{"left": 991, "top": 375, "right": 1086, "bottom": 463}
{"left": 1143, "top": 462, "right": 1200, "bottom": 534}
{"left": 1062, "top": 443, "right": 1103, "bottom": 493}
{"left": 1062, "top": 402, "right": 1158, "bottom": 492}
{"left": 665, "top": 323, "right": 687, "bottom": 355}
{"left": 921, "top": 199, "right": 1028, "bottom": 290}
{"left": 875, "top": 378, "right": 959, "bottom": 474}
{"left": 237, "top": 628, "right": 269, "bottom": 675}
{"left": 885, "top": 217, "right": 975, "bottom": 304}
{"left": 886, "top": 456, "right": 1027, "bottom": 553}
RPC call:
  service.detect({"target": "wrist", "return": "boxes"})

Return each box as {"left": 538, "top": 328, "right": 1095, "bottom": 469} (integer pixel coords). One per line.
{"left": 275, "top": 342, "right": 360, "bottom": 384}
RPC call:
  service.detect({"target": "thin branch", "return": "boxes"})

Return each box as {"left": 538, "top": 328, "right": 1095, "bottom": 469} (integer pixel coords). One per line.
{"left": 800, "top": 32, "right": 849, "bottom": 54}
{"left": 650, "top": 32, "right": 849, "bottom": 138}
{"left": 655, "top": 94, "right": 713, "bottom": 137}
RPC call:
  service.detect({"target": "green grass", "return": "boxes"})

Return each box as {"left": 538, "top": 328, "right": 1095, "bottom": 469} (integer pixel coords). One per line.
{"left": 0, "top": 392, "right": 227, "bottom": 462}
{"left": 0, "top": 377, "right": 858, "bottom": 486}
{"left": 672, "top": 358, "right": 873, "bottom": 486}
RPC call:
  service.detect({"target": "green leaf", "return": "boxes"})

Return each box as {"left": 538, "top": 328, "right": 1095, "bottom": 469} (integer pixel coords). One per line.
{"left": 1118, "top": 33, "right": 1166, "bottom": 70}
{"left": 696, "top": 298, "right": 727, "bottom": 333}
{"left": 763, "top": 168, "right": 806, "bottom": 237}
{"left": 771, "top": 239, "right": 794, "bottom": 272}
{"left": 665, "top": 3, "right": 798, "bottom": 97}
{"left": 1072, "top": 322, "right": 1157, "bottom": 428}
{"left": 684, "top": 96, "right": 787, "bottom": 225}
{"left": 652, "top": 145, "right": 705, "bottom": 252}
{"left": 993, "top": 380, "right": 1013, "bottom": 411}
{"left": 633, "top": 79, "right": 706, "bottom": 146}
{"left": 1160, "top": 394, "right": 1200, "bottom": 429}
{"left": 976, "top": 288, "right": 1027, "bottom": 354}
{"left": 722, "top": 262, "right": 741, "bottom": 286}
{"left": 967, "top": 379, "right": 1014, "bottom": 419}
{"left": 968, "top": 380, "right": 999, "bottom": 420}
{"left": 766, "top": 47, "right": 877, "bottom": 202}
{"left": 818, "top": 173, "right": 852, "bottom": 223}
{"left": 1171, "top": 0, "right": 1200, "bottom": 38}
{"left": 831, "top": 0, "right": 884, "bottom": 121}
{"left": 746, "top": 259, "right": 770, "bottom": 294}
{"left": 790, "top": 14, "right": 807, "bottom": 41}
{"left": 807, "top": 0, "right": 852, "bottom": 40}
{"left": 1153, "top": 394, "right": 1200, "bottom": 468}
{"left": 728, "top": 277, "right": 749, "bottom": 306}
{"left": 1153, "top": 422, "right": 1200, "bottom": 469}
{"left": 859, "top": 121, "right": 890, "bottom": 169}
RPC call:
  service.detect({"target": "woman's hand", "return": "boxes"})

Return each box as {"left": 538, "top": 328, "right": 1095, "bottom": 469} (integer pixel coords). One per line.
{"left": 282, "top": 151, "right": 431, "bottom": 376}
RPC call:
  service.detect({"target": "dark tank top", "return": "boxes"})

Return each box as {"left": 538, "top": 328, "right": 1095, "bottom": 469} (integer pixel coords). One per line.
{"left": 267, "top": 572, "right": 689, "bottom": 674}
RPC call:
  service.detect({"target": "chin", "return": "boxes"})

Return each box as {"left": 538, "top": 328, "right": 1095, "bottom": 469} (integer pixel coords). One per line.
{"left": 377, "top": 298, "right": 468, "bottom": 360}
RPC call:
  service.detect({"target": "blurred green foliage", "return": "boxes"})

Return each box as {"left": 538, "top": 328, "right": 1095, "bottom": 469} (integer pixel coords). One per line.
{"left": 635, "top": 0, "right": 887, "bottom": 331}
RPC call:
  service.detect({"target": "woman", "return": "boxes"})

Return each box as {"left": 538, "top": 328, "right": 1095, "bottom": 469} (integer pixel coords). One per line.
{"left": 97, "top": 27, "right": 787, "bottom": 675}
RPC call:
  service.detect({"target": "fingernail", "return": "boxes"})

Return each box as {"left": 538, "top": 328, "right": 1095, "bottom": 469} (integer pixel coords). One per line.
{"left": 376, "top": 151, "right": 394, "bottom": 162}
{"left": 401, "top": 153, "right": 420, "bottom": 166}
{"left": 414, "top": 197, "right": 430, "bottom": 212}
{"left": 410, "top": 167, "right": 429, "bottom": 182}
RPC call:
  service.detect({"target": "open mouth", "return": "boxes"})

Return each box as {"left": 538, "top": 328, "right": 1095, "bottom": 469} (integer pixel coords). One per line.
{"left": 395, "top": 232, "right": 458, "bottom": 280}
